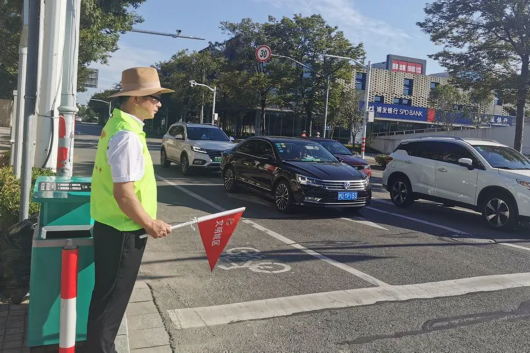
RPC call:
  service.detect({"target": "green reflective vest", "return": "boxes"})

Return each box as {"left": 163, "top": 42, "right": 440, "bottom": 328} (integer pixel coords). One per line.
{"left": 90, "top": 108, "right": 157, "bottom": 231}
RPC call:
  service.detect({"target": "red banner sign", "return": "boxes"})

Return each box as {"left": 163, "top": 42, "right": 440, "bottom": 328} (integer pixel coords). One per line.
{"left": 197, "top": 208, "right": 245, "bottom": 271}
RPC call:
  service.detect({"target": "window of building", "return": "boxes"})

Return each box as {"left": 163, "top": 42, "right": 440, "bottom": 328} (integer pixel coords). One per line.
{"left": 404, "top": 79, "right": 414, "bottom": 95}
{"left": 374, "top": 95, "right": 384, "bottom": 103}
{"left": 393, "top": 98, "right": 412, "bottom": 106}
{"left": 356, "top": 73, "right": 366, "bottom": 91}
{"left": 430, "top": 82, "right": 440, "bottom": 90}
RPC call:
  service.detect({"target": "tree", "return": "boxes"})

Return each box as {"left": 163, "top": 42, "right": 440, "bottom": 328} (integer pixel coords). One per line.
{"left": 268, "top": 14, "right": 364, "bottom": 135}
{"left": 428, "top": 84, "right": 466, "bottom": 129}
{"left": 467, "top": 88, "right": 495, "bottom": 126}
{"left": 417, "top": 0, "right": 530, "bottom": 151}
{"left": 333, "top": 87, "right": 363, "bottom": 143}
{"left": 217, "top": 18, "right": 288, "bottom": 135}
{"left": 0, "top": 0, "right": 147, "bottom": 98}
{"left": 156, "top": 50, "right": 224, "bottom": 124}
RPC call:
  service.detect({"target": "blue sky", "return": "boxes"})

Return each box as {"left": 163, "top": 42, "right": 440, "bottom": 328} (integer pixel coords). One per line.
{"left": 77, "top": 0, "right": 445, "bottom": 104}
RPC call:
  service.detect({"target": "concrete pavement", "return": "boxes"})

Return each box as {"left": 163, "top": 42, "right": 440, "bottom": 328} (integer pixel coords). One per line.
{"left": 6, "top": 124, "right": 530, "bottom": 351}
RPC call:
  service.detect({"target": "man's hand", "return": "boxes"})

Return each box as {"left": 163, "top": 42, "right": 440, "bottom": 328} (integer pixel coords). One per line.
{"left": 113, "top": 182, "right": 171, "bottom": 239}
{"left": 146, "top": 220, "right": 172, "bottom": 239}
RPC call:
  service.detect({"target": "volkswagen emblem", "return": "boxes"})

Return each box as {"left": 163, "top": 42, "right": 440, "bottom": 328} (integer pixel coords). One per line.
{"left": 343, "top": 182, "right": 350, "bottom": 189}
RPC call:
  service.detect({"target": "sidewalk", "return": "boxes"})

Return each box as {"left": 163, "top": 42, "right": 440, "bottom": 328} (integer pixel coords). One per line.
{"left": 0, "top": 298, "right": 130, "bottom": 352}
{"left": 0, "top": 281, "right": 171, "bottom": 352}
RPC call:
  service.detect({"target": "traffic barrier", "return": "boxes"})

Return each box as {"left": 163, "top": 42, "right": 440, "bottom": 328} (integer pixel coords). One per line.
{"left": 60, "top": 239, "right": 78, "bottom": 353}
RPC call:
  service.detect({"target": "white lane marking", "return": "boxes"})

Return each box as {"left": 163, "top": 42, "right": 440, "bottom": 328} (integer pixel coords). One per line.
{"left": 497, "top": 242, "right": 530, "bottom": 252}
{"left": 341, "top": 217, "right": 389, "bottom": 231}
{"left": 367, "top": 204, "right": 530, "bottom": 253}
{"left": 156, "top": 175, "right": 388, "bottom": 287}
{"left": 366, "top": 206, "right": 467, "bottom": 235}
{"left": 242, "top": 219, "right": 388, "bottom": 287}
{"left": 167, "top": 272, "right": 530, "bottom": 329}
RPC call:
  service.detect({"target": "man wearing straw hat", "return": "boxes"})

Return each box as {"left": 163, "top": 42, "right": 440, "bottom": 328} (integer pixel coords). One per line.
{"left": 85, "top": 67, "right": 174, "bottom": 352}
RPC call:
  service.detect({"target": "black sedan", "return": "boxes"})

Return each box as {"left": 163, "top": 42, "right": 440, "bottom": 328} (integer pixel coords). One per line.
{"left": 306, "top": 137, "right": 372, "bottom": 177}
{"left": 220, "top": 137, "right": 371, "bottom": 213}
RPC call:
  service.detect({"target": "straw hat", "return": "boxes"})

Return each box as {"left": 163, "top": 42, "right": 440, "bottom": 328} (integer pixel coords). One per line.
{"left": 109, "top": 67, "right": 174, "bottom": 98}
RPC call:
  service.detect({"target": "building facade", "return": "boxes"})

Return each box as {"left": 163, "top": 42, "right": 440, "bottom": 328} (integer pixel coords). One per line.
{"left": 349, "top": 54, "right": 512, "bottom": 136}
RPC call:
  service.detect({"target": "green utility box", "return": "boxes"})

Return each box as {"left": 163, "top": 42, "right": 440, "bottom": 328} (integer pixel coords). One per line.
{"left": 27, "top": 175, "right": 94, "bottom": 347}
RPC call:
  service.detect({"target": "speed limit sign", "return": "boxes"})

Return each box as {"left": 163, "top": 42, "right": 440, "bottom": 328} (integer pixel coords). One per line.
{"left": 256, "top": 45, "right": 272, "bottom": 63}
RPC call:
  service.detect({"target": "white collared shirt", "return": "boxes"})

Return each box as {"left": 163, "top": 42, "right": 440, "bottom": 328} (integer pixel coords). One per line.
{"left": 107, "top": 112, "right": 146, "bottom": 183}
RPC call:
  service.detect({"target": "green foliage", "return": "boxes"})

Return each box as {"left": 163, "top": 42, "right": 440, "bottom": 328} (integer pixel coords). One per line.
{"left": 428, "top": 84, "right": 467, "bottom": 129}
{"left": 0, "top": 0, "right": 147, "bottom": 99}
{"left": 332, "top": 88, "right": 363, "bottom": 142}
{"left": 0, "top": 166, "right": 55, "bottom": 232}
{"left": 0, "top": 151, "right": 11, "bottom": 167}
{"left": 417, "top": 0, "right": 530, "bottom": 151}
{"left": 375, "top": 154, "right": 388, "bottom": 167}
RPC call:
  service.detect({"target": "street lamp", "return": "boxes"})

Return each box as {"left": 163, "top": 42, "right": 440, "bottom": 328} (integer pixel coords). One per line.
{"left": 190, "top": 80, "right": 217, "bottom": 125}
{"left": 272, "top": 54, "right": 331, "bottom": 138}
{"left": 89, "top": 98, "right": 112, "bottom": 121}
{"left": 323, "top": 54, "right": 372, "bottom": 159}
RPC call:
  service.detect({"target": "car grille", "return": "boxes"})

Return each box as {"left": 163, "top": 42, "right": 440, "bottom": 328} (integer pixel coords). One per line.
{"left": 205, "top": 150, "right": 222, "bottom": 159}
{"left": 321, "top": 179, "right": 368, "bottom": 190}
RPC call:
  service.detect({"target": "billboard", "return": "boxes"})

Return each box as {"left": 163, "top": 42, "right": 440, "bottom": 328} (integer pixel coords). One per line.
{"left": 365, "top": 102, "right": 514, "bottom": 126}
{"left": 392, "top": 60, "right": 423, "bottom": 74}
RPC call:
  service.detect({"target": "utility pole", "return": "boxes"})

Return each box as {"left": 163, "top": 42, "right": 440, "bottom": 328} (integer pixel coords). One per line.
{"left": 57, "top": 0, "right": 81, "bottom": 177}
{"left": 322, "top": 54, "right": 371, "bottom": 158}
{"left": 34, "top": 0, "right": 67, "bottom": 171}
{"left": 190, "top": 80, "right": 216, "bottom": 125}
{"left": 323, "top": 76, "right": 330, "bottom": 138}
{"left": 20, "top": 0, "right": 40, "bottom": 222}
{"left": 13, "top": 0, "right": 29, "bottom": 178}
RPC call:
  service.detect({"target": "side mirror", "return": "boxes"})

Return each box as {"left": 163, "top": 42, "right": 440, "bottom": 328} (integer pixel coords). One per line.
{"left": 336, "top": 156, "right": 344, "bottom": 163}
{"left": 229, "top": 136, "right": 235, "bottom": 142}
{"left": 458, "top": 157, "right": 474, "bottom": 169}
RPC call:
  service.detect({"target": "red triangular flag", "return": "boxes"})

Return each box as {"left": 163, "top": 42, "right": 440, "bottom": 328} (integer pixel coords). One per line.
{"left": 197, "top": 207, "right": 245, "bottom": 271}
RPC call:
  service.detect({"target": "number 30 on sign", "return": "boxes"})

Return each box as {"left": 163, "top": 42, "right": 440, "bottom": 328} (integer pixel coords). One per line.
{"left": 256, "top": 45, "right": 272, "bottom": 63}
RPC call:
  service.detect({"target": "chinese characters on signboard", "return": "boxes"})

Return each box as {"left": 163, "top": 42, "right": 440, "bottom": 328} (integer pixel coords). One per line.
{"left": 392, "top": 60, "right": 422, "bottom": 74}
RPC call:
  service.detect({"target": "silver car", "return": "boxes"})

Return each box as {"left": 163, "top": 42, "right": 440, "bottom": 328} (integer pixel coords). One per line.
{"left": 160, "top": 123, "right": 235, "bottom": 175}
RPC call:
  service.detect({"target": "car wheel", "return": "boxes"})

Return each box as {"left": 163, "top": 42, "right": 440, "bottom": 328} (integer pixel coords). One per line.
{"left": 274, "top": 180, "right": 294, "bottom": 214}
{"left": 160, "top": 148, "right": 171, "bottom": 168}
{"left": 180, "top": 154, "right": 191, "bottom": 176}
{"left": 390, "top": 176, "right": 414, "bottom": 208}
{"left": 481, "top": 192, "right": 518, "bottom": 231}
{"left": 223, "top": 167, "right": 238, "bottom": 193}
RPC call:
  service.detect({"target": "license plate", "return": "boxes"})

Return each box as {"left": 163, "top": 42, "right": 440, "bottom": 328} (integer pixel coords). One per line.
{"left": 338, "top": 192, "right": 358, "bottom": 201}
{"left": 214, "top": 157, "right": 222, "bottom": 162}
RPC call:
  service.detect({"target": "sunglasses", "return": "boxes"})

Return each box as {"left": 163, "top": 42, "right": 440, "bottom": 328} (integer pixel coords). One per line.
{"left": 146, "top": 95, "right": 161, "bottom": 103}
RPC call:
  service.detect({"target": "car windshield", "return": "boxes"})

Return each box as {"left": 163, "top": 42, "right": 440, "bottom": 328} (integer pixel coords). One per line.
{"left": 275, "top": 141, "right": 338, "bottom": 162}
{"left": 187, "top": 127, "right": 229, "bottom": 141}
{"left": 316, "top": 140, "right": 353, "bottom": 155}
{"left": 473, "top": 145, "right": 530, "bottom": 170}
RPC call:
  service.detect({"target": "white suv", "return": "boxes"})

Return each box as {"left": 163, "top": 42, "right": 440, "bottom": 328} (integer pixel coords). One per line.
{"left": 382, "top": 136, "right": 530, "bottom": 231}
{"left": 160, "top": 123, "right": 235, "bottom": 175}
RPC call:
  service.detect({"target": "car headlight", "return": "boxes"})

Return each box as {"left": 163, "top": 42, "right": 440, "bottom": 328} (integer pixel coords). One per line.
{"left": 192, "top": 146, "right": 208, "bottom": 154}
{"left": 517, "top": 179, "right": 530, "bottom": 191}
{"left": 296, "top": 174, "right": 323, "bottom": 187}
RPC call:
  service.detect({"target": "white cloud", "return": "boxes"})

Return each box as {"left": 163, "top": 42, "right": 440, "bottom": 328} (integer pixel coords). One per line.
{"left": 254, "top": 0, "right": 411, "bottom": 50}
{"left": 77, "top": 45, "right": 168, "bottom": 104}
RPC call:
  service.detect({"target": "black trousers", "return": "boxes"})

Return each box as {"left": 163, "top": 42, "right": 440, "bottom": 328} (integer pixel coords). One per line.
{"left": 84, "top": 221, "right": 147, "bottom": 353}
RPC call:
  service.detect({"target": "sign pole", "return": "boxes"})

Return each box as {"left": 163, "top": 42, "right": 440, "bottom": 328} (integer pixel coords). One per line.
{"left": 361, "top": 61, "right": 372, "bottom": 160}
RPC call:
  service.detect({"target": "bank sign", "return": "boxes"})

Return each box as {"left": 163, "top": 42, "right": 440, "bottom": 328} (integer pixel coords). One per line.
{"left": 364, "top": 102, "right": 514, "bottom": 126}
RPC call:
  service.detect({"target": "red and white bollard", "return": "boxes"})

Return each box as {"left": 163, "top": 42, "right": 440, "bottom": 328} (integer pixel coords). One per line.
{"left": 60, "top": 239, "right": 78, "bottom": 352}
